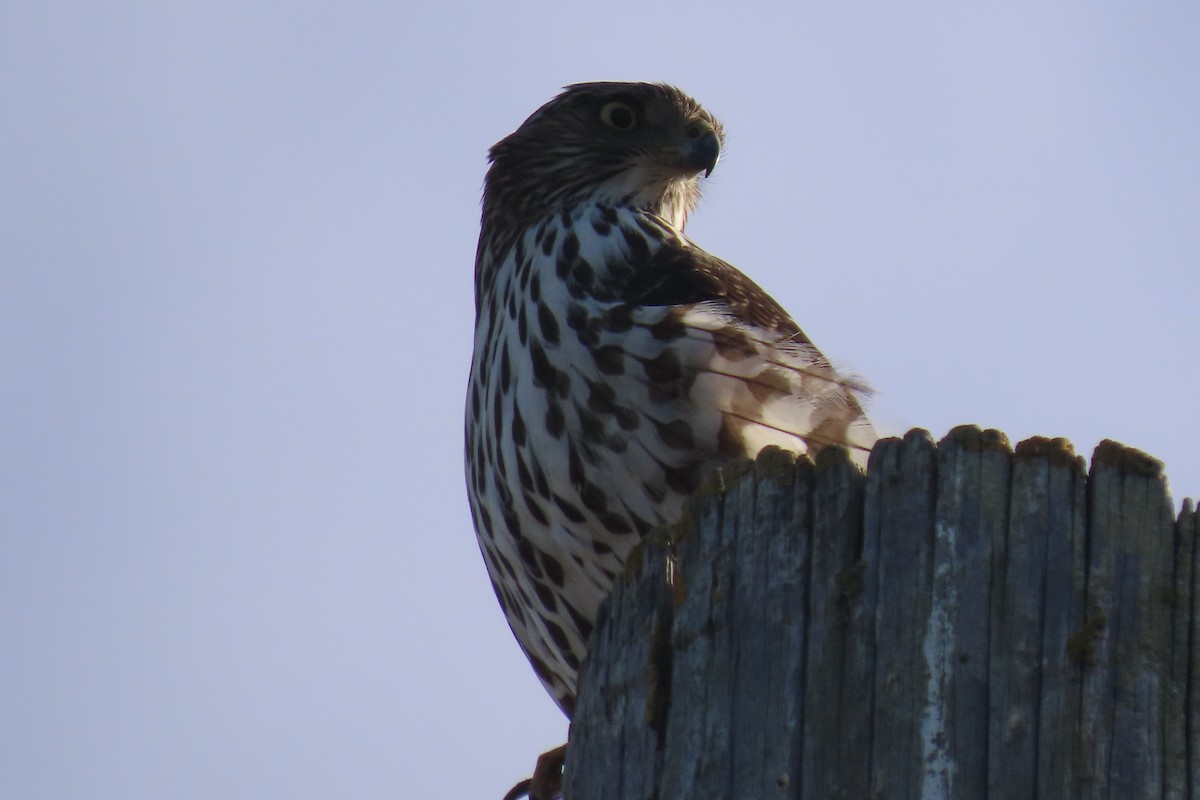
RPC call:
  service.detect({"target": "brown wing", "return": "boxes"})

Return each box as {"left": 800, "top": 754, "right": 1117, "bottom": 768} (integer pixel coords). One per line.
{"left": 613, "top": 234, "right": 807, "bottom": 339}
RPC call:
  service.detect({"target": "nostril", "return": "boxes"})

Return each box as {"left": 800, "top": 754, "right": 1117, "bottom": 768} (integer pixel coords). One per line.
{"left": 685, "top": 124, "right": 702, "bottom": 139}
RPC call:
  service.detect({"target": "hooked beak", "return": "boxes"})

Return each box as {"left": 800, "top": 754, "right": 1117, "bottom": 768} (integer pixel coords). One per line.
{"left": 673, "top": 121, "right": 721, "bottom": 178}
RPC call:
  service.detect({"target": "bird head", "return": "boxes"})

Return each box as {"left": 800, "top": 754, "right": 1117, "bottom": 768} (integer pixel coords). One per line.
{"left": 483, "top": 82, "right": 724, "bottom": 231}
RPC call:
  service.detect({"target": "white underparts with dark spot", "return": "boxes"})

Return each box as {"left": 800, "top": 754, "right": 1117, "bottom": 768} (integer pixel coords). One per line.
{"left": 465, "top": 201, "right": 875, "bottom": 714}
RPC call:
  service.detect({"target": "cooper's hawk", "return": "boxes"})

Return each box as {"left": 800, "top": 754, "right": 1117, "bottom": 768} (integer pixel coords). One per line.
{"left": 466, "top": 82, "right": 876, "bottom": 798}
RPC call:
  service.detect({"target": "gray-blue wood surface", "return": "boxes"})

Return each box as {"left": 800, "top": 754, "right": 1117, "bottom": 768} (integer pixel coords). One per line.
{"left": 563, "top": 426, "right": 1196, "bottom": 800}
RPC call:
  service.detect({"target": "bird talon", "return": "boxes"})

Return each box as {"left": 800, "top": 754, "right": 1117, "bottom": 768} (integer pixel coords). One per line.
{"left": 502, "top": 741, "right": 566, "bottom": 800}
{"left": 528, "top": 743, "right": 566, "bottom": 799}
{"left": 501, "top": 777, "right": 532, "bottom": 800}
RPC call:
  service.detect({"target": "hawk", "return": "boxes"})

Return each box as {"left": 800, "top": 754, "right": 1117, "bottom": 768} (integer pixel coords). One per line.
{"left": 465, "top": 82, "right": 876, "bottom": 798}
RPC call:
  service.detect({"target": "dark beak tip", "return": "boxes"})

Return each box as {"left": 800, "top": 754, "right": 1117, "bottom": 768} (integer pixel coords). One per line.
{"left": 675, "top": 128, "right": 720, "bottom": 179}
{"left": 698, "top": 130, "right": 721, "bottom": 178}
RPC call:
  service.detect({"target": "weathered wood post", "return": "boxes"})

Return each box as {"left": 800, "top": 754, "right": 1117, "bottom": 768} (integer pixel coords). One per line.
{"left": 563, "top": 426, "right": 1197, "bottom": 799}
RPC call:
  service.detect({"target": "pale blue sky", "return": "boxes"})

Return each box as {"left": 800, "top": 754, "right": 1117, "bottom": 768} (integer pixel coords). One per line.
{"left": 2, "top": 3, "right": 1197, "bottom": 798}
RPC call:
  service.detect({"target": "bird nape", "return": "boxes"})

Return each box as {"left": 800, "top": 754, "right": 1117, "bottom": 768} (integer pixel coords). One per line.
{"left": 465, "top": 82, "right": 876, "bottom": 800}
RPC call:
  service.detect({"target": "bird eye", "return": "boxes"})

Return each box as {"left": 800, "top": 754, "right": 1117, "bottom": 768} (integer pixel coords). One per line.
{"left": 599, "top": 101, "right": 637, "bottom": 131}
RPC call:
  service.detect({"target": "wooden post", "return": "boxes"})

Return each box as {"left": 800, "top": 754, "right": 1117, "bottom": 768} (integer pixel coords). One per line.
{"left": 563, "top": 426, "right": 1197, "bottom": 800}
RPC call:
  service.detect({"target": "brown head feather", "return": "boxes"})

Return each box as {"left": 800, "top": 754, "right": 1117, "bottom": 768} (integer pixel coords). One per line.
{"left": 480, "top": 82, "right": 724, "bottom": 256}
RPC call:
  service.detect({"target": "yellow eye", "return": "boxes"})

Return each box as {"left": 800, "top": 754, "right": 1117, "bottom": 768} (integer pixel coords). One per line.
{"left": 599, "top": 101, "right": 637, "bottom": 131}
